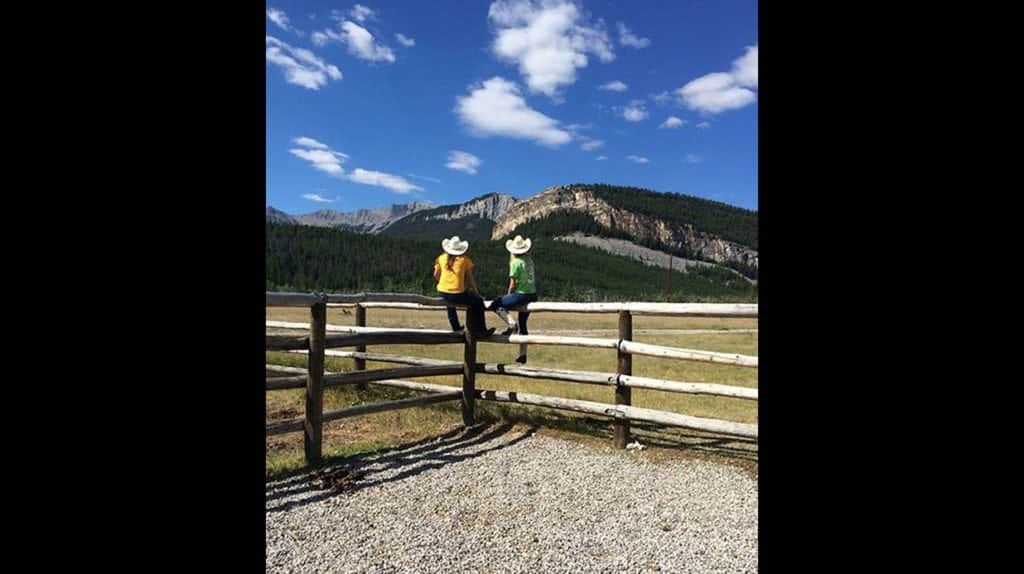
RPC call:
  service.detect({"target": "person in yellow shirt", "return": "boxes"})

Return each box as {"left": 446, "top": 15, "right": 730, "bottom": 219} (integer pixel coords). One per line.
{"left": 433, "top": 235, "right": 494, "bottom": 338}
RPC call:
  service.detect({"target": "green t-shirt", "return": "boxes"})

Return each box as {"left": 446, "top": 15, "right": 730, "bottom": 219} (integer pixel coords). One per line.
{"left": 509, "top": 256, "right": 536, "bottom": 294}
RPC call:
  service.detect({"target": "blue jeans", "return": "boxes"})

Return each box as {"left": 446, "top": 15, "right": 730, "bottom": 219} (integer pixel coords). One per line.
{"left": 438, "top": 291, "right": 487, "bottom": 333}
{"left": 489, "top": 292, "right": 538, "bottom": 334}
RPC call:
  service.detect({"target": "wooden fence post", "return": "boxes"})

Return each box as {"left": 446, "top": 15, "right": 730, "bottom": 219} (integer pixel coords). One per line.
{"left": 305, "top": 298, "right": 327, "bottom": 465}
{"left": 615, "top": 310, "right": 633, "bottom": 448}
{"left": 355, "top": 304, "right": 367, "bottom": 390}
{"left": 462, "top": 328, "right": 477, "bottom": 426}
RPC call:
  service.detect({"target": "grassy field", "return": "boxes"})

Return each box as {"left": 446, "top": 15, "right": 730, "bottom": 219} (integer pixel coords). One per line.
{"left": 266, "top": 306, "right": 758, "bottom": 479}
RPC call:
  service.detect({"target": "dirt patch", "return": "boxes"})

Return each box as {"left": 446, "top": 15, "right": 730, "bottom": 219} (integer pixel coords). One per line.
{"left": 312, "top": 464, "right": 367, "bottom": 493}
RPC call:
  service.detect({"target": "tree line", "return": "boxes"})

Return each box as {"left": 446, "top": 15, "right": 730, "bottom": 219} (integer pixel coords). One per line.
{"left": 266, "top": 222, "right": 757, "bottom": 302}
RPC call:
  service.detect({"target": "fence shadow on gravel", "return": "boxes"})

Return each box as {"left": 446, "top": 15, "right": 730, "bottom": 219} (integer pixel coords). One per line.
{"left": 266, "top": 422, "right": 535, "bottom": 513}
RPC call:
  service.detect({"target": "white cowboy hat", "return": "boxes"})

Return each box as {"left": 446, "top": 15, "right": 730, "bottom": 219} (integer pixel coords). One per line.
{"left": 441, "top": 235, "right": 469, "bottom": 256}
{"left": 505, "top": 235, "right": 532, "bottom": 255}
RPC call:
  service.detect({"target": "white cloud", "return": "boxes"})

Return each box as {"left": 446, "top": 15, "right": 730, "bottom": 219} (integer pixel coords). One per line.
{"left": 660, "top": 116, "right": 685, "bottom": 129}
{"left": 623, "top": 100, "right": 648, "bottom": 121}
{"left": 292, "top": 136, "right": 329, "bottom": 150}
{"left": 599, "top": 80, "right": 628, "bottom": 92}
{"left": 696, "top": 121, "right": 711, "bottom": 129}
{"left": 338, "top": 21, "right": 396, "bottom": 63}
{"left": 290, "top": 137, "right": 349, "bottom": 177}
{"left": 732, "top": 45, "right": 758, "bottom": 87}
{"left": 677, "top": 72, "right": 755, "bottom": 113}
{"left": 685, "top": 153, "right": 703, "bottom": 164}
{"left": 580, "top": 139, "right": 604, "bottom": 151}
{"left": 627, "top": 155, "right": 649, "bottom": 164}
{"left": 350, "top": 4, "right": 375, "bottom": 23}
{"left": 303, "top": 193, "right": 336, "bottom": 203}
{"left": 488, "top": 0, "right": 615, "bottom": 98}
{"left": 266, "top": 36, "right": 342, "bottom": 90}
{"left": 267, "top": 8, "right": 304, "bottom": 37}
{"left": 291, "top": 136, "right": 423, "bottom": 193}
{"left": 348, "top": 168, "right": 422, "bottom": 193}
{"left": 267, "top": 8, "right": 291, "bottom": 32}
{"left": 617, "top": 22, "right": 650, "bottom": 49}
{"left": 455, "top": 76, "right": 571, "bottom": 147}
{"left": 596, "top": 155, "right": 608, "bottom": 161}
{"left": 396, "top": 33, "right": 416, "bottom": 47}
{"left": 676, "top": 45, "right": 758, "bottom": 113}
{"left": 446, "top": 150, "right": 482, "bottom": 174}
{"left": 311, "top": 31, "right": 329, "bottom": 46}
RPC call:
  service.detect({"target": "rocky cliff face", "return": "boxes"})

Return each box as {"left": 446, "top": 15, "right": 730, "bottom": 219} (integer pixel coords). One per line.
{"left": 492, "top": 185, "right": 758, "bottom": 270}
{"left": 418, "top": 193, "right": 518, "bottom": 222}
{"left": 292, "top": 201, "right": 435, "bottom": 232}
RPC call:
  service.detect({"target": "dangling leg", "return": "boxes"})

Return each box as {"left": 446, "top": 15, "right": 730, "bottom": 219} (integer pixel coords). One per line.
{"left": 495, "top": 308, "right": 515, "bottom": 335}
{"left": 515, "top": 310, "right": 530, "bottom": 363}
{"left": 439, "top": 292, "right": 463, "bottom": 332}
{"left": 468, "top": 293, "right": 493, "bottom": 338}
{"left": 489, "top": 294, "right": 516, "bottom": 331}
{"left": 515, "top": 294, "right": 536, "bottom": 363}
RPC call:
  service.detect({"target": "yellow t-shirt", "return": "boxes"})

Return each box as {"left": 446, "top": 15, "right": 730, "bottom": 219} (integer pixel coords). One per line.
{"left": 434, "top": 254, "right": 474, "bottom": 293}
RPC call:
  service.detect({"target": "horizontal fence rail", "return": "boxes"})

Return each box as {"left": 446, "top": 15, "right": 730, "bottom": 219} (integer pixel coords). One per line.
{"left": 264, "top": 365, "right": 464, "bottom": 391}
{"left": 619, "top": 340, "right": 759, "bottom": 368}
{"left": 325, "top": 300, "right": 759, "bottom": 318}
{"left": 475, "top": 389, "right": 758, "bottom": 439}
{"left": 285, "top": 350, "right": 459, "bottom": 367}
{"left": 322, "top": 392, "right": 463, "bottom": 423}
{"left": 323, "top": 331, "right": 465, "bottom": 348}
{"left": 269, "top": 320, "right": 755, "bottom": 368}
{"left": 266, "top": 334, "right": 310, "bottom": 351}
{"left": 617, "top": 375, "right": 758, "bottom": 400}
{"left": 268, "top": 320, "right": 452, "bottom": 335}
{"left": 475, "top": 363, "right": 617, "bottom": 386}
{"left": 323, "top": 364, "right": 463, "bottom": 388}
{"left": 266, "top": 291, "right": 758, "bottom": 463}
{"left": 268, "top": 291, "right": 757, "bottom": 318}
{"left": 266, "top": 292, "right": 325, "bottom": 308}
{"left": 269, "top": 357, "right": 758, "bottom": 401}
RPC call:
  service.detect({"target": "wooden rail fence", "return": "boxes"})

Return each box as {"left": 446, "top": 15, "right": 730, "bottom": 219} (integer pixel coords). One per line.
{"left": 266, "top": 291, "right": 757, "bottom": 465}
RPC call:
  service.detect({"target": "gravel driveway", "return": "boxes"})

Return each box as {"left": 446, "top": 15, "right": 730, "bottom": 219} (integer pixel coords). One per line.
{"left": 266, "top": 424, "right": 758, "bottom": 573}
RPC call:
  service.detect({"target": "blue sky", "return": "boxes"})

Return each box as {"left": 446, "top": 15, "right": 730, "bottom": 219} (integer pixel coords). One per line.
{"left": 267, "top": 0, "right": 757, "bottom": 214}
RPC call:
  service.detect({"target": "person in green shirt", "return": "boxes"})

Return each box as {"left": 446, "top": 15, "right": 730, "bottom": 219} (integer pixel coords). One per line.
{"left": 489, "top": 235, "right": 538, "bottom": 362}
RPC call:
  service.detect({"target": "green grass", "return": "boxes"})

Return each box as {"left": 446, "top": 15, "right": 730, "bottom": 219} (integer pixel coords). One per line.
{"left": 266, "top": 307, "right": 758, "bottom": 480}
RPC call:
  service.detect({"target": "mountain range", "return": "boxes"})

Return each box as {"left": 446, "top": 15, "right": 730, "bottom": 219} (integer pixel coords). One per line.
{"left": 267, "top": 184, "right": 758, "bottom": 279}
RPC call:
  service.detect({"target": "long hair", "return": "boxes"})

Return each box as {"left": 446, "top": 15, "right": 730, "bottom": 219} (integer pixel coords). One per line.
{"left": 446, "top": 253, "right": 459, "bottom": 272}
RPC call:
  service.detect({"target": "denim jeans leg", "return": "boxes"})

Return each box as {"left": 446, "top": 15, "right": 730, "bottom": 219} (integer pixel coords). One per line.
{"left": 438, "top": 292, "right": 462, "bottom": 331}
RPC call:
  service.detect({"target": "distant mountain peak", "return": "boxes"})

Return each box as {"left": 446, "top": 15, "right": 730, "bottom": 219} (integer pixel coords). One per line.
{"left": 273, "top": 200, "right": 437, "bottom": 233}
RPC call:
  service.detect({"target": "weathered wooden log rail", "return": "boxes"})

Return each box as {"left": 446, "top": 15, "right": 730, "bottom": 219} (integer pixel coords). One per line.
{"left": 266, "top": 291, "right": 758, "bottom": 465}
{"left": 269, "top": 323, "right": 757, "bottom": 368}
